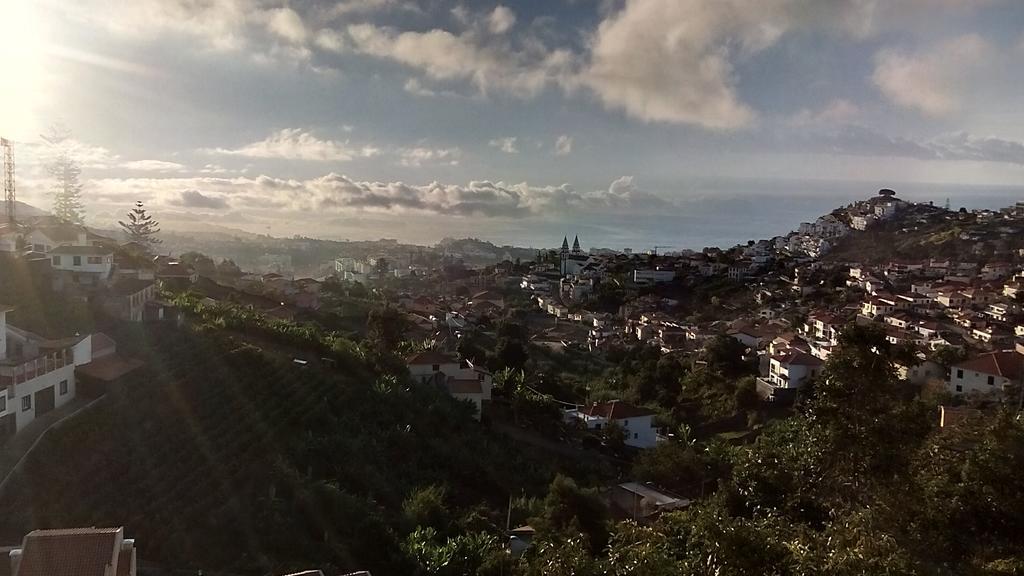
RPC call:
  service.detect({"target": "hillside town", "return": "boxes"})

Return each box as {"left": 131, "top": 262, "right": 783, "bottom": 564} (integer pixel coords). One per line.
{"left": 2, "top": 188, "right": 1024, "bottom": 574}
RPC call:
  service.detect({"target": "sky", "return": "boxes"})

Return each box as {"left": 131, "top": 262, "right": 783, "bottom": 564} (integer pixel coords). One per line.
{"left": 1, "top": 0, "right": 1023, "bottom": 250}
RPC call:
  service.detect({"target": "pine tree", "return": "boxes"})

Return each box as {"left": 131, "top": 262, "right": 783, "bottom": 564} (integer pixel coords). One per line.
{"left": 41, "top": 125, "right": 85, "bottom": 224}
{"left": 118, "top": 201, "right": 161, "bottom": 249}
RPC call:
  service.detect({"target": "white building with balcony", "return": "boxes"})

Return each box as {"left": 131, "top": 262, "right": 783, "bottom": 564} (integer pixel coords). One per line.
{"left": 1, "top": 306, "right": 94, "bottom": 439}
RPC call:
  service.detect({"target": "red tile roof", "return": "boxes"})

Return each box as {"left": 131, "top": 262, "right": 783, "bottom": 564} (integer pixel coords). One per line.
{"left": 773, "top": 350, "right": 824, "bottom": 367}
{"left": 955, "top": 351, "right": 1024, "bottom": 380}
{"left": 583, "top": 400, "right": 656, "bottom": 420}
{"left": 15, "top": 528, "right": 122, "bottom": 576}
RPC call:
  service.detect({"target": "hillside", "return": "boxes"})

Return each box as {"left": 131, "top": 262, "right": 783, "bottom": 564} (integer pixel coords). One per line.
{"left": 0, "top": 325, "right": 565, "bottom": 575}
{"left": 825, "top": 203, "right": 1024, "bottom": 263}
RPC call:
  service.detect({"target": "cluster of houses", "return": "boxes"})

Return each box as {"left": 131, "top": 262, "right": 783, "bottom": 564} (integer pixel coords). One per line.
{"left": 0, "top": 217, "right": 194, "bottom": 322}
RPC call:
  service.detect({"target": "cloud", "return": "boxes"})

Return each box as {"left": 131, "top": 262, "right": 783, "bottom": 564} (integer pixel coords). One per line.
{"left": 84, "top": 173, "right": 675, "bottom": 219}
{"left": 872, "top": 34, "right": 992, "bottom": 117}
{"left": 347, "top": 22, "right": 574, "bottom": 98}
{"left": 581, "top": 0, "right": 791, "bottom": 129}
{"left": 121, "top": 159, "right": 187, "bottom": 172}
{"left": 489, "top": 137, "right": 519, "bottom": 154}
{"left": 313, "top": 29, "right": 346, "bottom": 53}
{"left": 173, "top": 190, "right": 230, "bottom": 209}
{"left": 554, "top": 135, "right": 573, "bottom": 156}
{"left": 790, "top": 99, "right": 861, "bottom": 126}
{"left": 203, "top": 128, "right": 381, "bottom": 161}
{"left": 488, "top": 6, "right": 516, "bottom": 35}
{"left": 782, "top": 125, "right": 1024, "bottom": 165}
{"left": 926, "top": 132, "right": 1024, "bottom": 165}
{"left": 264, "top": 7, "right": 307, "bottom": 44}
{"left": 399, "top": 146, "right": 462, "bottom": 167}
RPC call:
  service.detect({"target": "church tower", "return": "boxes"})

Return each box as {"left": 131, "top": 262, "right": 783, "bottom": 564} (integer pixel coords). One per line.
{"left": 572, "top": 235, "right": 581, "bottom": 254}
{"left": 560, "top": 236, "right": 569, "bottom": 275}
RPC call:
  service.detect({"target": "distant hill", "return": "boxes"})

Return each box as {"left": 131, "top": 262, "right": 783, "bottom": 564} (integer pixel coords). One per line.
{"left": 0, "top": 201, "right": 49, "bottom": 222}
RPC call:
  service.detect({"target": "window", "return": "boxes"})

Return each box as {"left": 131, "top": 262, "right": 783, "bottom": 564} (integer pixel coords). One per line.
{"left": 60, "top": 380, "right": 69, "bottom": 395}
{"left": 987, "top": 376, "right": 995, "bottom": 386}
{"left": 22, "top": 396, "right": 31, "bottom": 412}
{"left": 51, "top": 255, "right": 61, "bottom": 266}
{"left": 88, "top": 256, "right": 102, "bottom": 264}
{"left": 33, "top": 243, "right": 44, "bottom": 252}
{"left": 431, "top": 364, "right": 440, "bottom": 372}
{"left": 956, "top": 385, "right": 963, "bottom": 392}
{"left": 0, "top": 396, "right": 5, "bottom": 412}
{"left": 634, "top": 433, "right": 638, "bottom": 439}
{"left": 73, "top": 255, "right": 82, "bottom": 266}
{"left": 956, "top": 369, "right": 964, "bottom": 379}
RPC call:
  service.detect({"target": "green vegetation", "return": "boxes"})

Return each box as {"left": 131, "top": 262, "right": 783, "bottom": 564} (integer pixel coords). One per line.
{"left": 505, "top": 324, "right": 1024, "bottom": 575}
{"left": 0, "top": 325, "right": 561, "bottom": 574}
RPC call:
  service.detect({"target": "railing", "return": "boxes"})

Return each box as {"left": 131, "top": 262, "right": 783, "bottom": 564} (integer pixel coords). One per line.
{"left": 0, "top": 349, "right": 72, "bottom": 398}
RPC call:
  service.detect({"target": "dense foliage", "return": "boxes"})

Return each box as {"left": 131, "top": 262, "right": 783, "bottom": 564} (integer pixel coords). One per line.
{"left": 0, "top": 325, "right": 560, "bottom": 574}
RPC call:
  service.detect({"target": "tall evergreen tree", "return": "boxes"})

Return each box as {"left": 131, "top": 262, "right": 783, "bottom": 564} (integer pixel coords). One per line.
{"left": 118, "top": 201, "right": 161, "bottom": 248}
{"left": 41, "top": 125, "right": 85, "bottom": 224}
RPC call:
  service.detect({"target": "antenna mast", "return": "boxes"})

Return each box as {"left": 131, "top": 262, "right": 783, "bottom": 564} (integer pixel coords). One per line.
{"left": 1, "top": 138, "right": 14, "bottom": 225}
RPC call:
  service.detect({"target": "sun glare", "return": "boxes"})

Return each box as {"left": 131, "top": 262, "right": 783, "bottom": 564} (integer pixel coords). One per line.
{"left": 0, "top": 0, "right": 47, "bottom": 140}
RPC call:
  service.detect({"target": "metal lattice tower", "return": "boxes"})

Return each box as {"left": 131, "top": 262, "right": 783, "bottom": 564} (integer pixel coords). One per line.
{"left": 1, "top": 138, "right": 13, "bottom": 225}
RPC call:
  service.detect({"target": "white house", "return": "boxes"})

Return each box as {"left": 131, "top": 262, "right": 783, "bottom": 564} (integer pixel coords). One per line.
{"left": 50, "top": 245, "right": 115, "bottom": 288}
{"left": 564, "top": 400, "right": 657, "bottom": 449}
{"left": 1, "top": 307, "right": 93, "bottom": 438}
{"left": 948, "top": 350, "right": 1023, "bottom": 396}
{"left": 757, "top": 350, "right": 823, "bottom": 401}
{"left": 406, "top": 351, "right": 492, "bottom": 418}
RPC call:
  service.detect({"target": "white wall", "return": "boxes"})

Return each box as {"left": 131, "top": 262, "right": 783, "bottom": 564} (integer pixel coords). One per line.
{"left": 51, "top": 253, "right": 114, "bottom": 276}
{"left": 72, "top": 335, "right": 93, "bottom": 366}
{"left": 949, "top": 366, "right": 1012, "bottom": 395}
{"left": 618, "top": 415, "right": 657, "bottom": 448}
{"left": 1, "top": 363, "right": 77, "bottom": 432}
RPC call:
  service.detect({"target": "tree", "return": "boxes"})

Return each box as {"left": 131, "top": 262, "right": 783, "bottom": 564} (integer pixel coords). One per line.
{"left": 376, "top": 257, "right": 390, "bottom": 281}
{"left": 366, "top": 305, "right": 409, "bottom": 354}
{"left": 179, "top": 252, "right": 216, "bottom": 276}
{"left": 118, "top": 201, "right": 161, "bottom": 248}
{"left": 534, "top": 475, "right": 609, "bottom": 552}
{"left": 41, "top": 124, "right": 85, "bottom": 224}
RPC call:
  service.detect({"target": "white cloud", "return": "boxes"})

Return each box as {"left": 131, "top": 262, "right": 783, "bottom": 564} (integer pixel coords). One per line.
{"left": 347, "top": 23, "right": 574, "bottom": 98}
{"left": 554, "top": 135, "right": 573, "bottom": 156}
{"left": 489, "top": 137, "right": 519, "bottom": 154}
{"left": 872, "top": 34, "right": 992, "bottom": 117}
{"left": 581, "top": 0, "right": 792, "bottom": 129}
{"left": 264, "top": 7, "right": 307, "bottom": 44}
{"left": 313, "top": 29, "right": 346, "bottom": 53}
{"left": 791, "top": 99, "right": 861, "bottom": 126}
{"left": 399, "top": 146, "right": 462, "bottom": 167}
{"left": 202, "top": 129, "right": 381, "bottom": 161}
{"left": 121, "top": 159, "right": 187, "bottom": 172}
{"left": 488, "top": 6, "right": 516, "bottom": 35}
{"left": 83, "top": 173, "right": 674, "bottom": 219}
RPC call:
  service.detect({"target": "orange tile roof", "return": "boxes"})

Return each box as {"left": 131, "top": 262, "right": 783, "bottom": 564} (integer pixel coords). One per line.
{"left": 955, "top": 351, "right": 1023, "bottom": 380}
